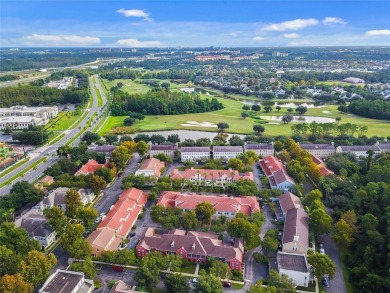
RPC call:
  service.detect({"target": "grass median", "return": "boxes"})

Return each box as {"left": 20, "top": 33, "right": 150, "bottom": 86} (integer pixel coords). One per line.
{"left": 0, "top": 157, "right": 30, "bottom": 180}
{"left": 0, "top": 157, "right": 46, "bottom": 188}
{"left": 66, "top": 112, "right": 97, "bottom": 146}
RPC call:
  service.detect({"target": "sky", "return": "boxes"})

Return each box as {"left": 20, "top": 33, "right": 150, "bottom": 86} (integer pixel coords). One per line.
{"left": 1, "top": 0, "right": 390, "bottom": 47}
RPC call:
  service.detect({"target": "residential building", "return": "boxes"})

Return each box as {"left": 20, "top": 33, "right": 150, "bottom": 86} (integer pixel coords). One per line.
{"left": 299, "top": 143, "right": 335, "bottom": 158}
{"left": 343, "top": 77, "right": 365, "bottom": 84}
{"left": 378, "top": 143, "right": 390, "bottom": 153}
{"left": 213, "top": 146, "right": 243, "bottom": 160}
{"left": 259, "top": 156, "right": 295, "bottom": 191}
{"left": 20, "top": 214, "right": 56, "bottom": 249}
{"left": 88, "top": 188, "right": 147, "bottom": 256}
{"left": 135, "top": 158, "right": 165, "bottom": 178}
{"left": 282, "top": 208, "right": 309, "bottom": 254}
{"left": 75, "top": 159, "right": 109, "bottom": 176}
{"left": 137, "top": 228, "right": 244, "bottom": 271}
{"left": 244, "top": 143, "right": 274, "bottom": 157}
{"left": 311, "top": 155, "right": 334, "bottom": 176}
{"left": 180, "top": 146, "right": 210, "bottom": 162}
{"left": 336, "top": 145, "right": 381, "bottom": 159}
{"left": 110, "top": 280, "right": 139, "bottom": 293}
{"left": 157, "top": 191, "right": 260, "bottom": 219}
{"left": 88, "top": 144, "right": 116, "bottom": 159}
{"left": 39, "top": 270, "right": 94, "bottom": 293}
{"left": 35, "top": 175, "right": 54, "bottom": 190}
{"left": 78, "top": 188, "right": 96, "bottom": 205}
{"left": 170, "top": 167, "right": 253, "bottom": 187}
{"left": 33, "top": 187, "right": 69, "bottom": 212}
{"left": 149, "top": 145, "right": 178, "bottom": 159}
{"left": 274, "top": 252, "right": 310, "bottom": 287}
{"left": 278, "top": 192, "right": 302, "bottom": 220}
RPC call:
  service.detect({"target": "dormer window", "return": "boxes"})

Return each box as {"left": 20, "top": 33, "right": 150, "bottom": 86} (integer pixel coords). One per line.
{"left": 171, "top": 241, "right": 175, "bottom": 247}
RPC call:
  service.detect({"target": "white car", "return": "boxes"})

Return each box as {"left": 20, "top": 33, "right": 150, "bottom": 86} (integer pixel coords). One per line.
{"left": 320, "top": 248, "right": 325, "bottom": 254}
{"left": 99, "top": 213, "right": 105, "bottom": 218}
{"left": 94, "top": 218, "right": 100, "bottom": 224}
{"left": 192, "top": 278, "right": 198, "bottom": 283}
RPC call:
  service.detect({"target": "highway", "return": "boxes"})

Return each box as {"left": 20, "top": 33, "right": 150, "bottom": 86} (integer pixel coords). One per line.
{"left": 0, "top": 75, "right": 107, "bottom": 195}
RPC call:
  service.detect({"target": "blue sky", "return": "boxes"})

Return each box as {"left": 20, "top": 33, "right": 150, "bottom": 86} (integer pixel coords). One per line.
{"left": 1, "top": 0, "right": 390, "bottom": 47}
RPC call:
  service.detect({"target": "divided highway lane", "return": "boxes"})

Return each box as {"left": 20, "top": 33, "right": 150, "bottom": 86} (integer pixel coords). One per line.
{"left": 0, "top": 75, "right": 106, "bottom": 195}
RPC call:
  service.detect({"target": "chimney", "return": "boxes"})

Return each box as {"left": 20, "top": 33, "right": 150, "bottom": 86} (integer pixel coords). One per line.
{"left": 192, "top": 243, "right": 196, "bottom": 250}
{"left": 171, "top": 241, "right": 175, "bottom": 248}
{"left": 293, "top": 235, "right": 299, "bottom": 242}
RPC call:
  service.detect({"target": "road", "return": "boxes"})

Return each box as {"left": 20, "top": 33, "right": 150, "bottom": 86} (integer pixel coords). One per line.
{"left": 0, "top": 75, "right": 106, "bottom": 194}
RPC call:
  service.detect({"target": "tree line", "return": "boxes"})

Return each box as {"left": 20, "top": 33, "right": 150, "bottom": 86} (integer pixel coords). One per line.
{"left": 348, "top": 100, "right": 390, "bottom": 120}
{"left": 110, "top": 89, "right": 223, "bottom": 116}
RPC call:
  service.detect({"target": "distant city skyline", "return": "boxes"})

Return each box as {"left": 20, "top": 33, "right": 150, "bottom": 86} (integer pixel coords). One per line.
{"left": 1, "top": 0, "right": 390, "bottom": 47}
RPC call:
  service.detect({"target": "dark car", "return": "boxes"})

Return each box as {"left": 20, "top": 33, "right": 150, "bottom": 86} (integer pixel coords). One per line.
{"left": 129, "top": 232, "right": 136, "bottom": 238}
{"left": 322, "top": 277, "right": 329, "bottom": 287}
{"left": 112, "top": 266, "right": 125, "bottom": 272}
{"left": 222, "top": 282, "right": 232, "bottom": 288}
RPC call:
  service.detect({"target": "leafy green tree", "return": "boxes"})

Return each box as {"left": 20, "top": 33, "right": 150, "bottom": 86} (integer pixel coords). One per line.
{"left": 302, "top": 189, "right": 323, "bottom": 208}
{"left": 282, "top": 114, "right": 294, "bottom": 124}
{"left": 104, "top": 134, "right": 118, "bottom": 144}
{"left": 164, "top": 274, "right": 189, "bottom": 293}
{"left": 167, "top": 134, "right": 180, "bottom": 144}
{"left": 136, "top": 140, "right": 149, "bottom": 156}
{"left": 0, "top": 274, "right": 33, "bottom": 293}
{"left": 295, "top": 105, "right": 308, "bottom": 114}
{"left": 135, "top": 251, "right": 168, "bottom": 290}
{"left": 264, "top": 106, "right": 272, "bottom": 113}
{"left": 195, "top": 202, "right": 216, "bottom": 225}
{"left": 195, "top": 270, "right": 223, "bottom": 293}
{"left": 309, "top": 208, "right": 332, "bottom": 236}
{"left": 247, "top": 280, "right": 277, "bottom": 293}
{"left": 78, "top": 207, "right": 98, "bottom": 229}
{"left": 90, "top": 175, "right": 107, "bottom": 194}
{"left": 307, "top": 251, "right": 336, "bottom": 280}
{"left": 227, "top": 217, "right": 260, "bottom": 248}
{"left": 65, "top": 189, "right": 83, "bottom": 218}
{"left": 110, "top": 145, "right": 131, "bottom": 169}
{"left": 333, "top": 219, "right": 354, "bottom": 248}
{"left": 182, "top": 211, "right": 198, "bottom": 231}
{"left": 18, "top": 250, "right": 57, "bottom": 288}
{"left": 251, "top": 104, "right": 261, "bottom": 112}
{"left": 61, "top": 223, "right": 91, "bottom": 258}
{"left": 0, "top": 245, "right": 19, "bottom": 276}
{"left": 69, "top": 258, "right": 96, "bottom": 279}
{"left": 242, "top": 105, "right": 250, "bottom": 111}
{"left": 253, "top": 124, "right": 265, "bottom": 136}
{"left": 261, "top": 235, "right": 279, "bottom": 257}
{"left": 229, "top": 135, "right": 244, "bottom": 146}
{"left": 0, "top": 222, "right": 40, "bottom": 255}
{"left": 153, "top": 153, "right": 173, "bottom": 163}
{"left": 43, "top": 206, "right": 68, "bottom": 236}
{"left": 228, "top": 158, "right": 244, "bottom": 172}
{"left": 210, "top": 261, "right": 232, "bottom": 280}
{"left": 266, "top": 270, "right": 297, "bottom": 292}
{"left": 81, "top": 131, "right": 100, "bottom": 145}
{"left": 273, "top": 141, "right": 283, "bottom": 152}
{"left": 217, "top": 122, "right": 229, "bottom": 132}
{"left": 241, "top": 111, "right": 249, "bottom": 119}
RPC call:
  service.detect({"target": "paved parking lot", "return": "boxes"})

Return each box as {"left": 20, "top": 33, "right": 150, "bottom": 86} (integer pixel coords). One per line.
{"left": 94, "top": 265, "right": 136, "bottom": 293}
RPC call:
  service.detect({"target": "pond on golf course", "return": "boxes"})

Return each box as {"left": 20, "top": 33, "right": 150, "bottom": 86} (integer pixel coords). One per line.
{"left": 260, "top": 115, "right": 336, "bottom": 123}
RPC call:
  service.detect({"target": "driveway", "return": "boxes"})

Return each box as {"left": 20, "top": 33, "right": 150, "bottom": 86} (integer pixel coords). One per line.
{"left": 94, "top": 264, "right": 137, "bottom": 293}
{"left": 319, "top": 234, "right": 347, "bottom": 293}
{"left": 252, "top": 163, "right": 263, "bottom": 190}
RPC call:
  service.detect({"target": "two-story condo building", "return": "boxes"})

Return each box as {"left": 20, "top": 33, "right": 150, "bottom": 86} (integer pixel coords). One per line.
{"left": 135, "top": 158, "right": 165, "bottom": 178}
{"left": 180, "top": 147, "right": 210, "bottom": 162}
{"left": 336, "top": 145, "right": 381, "bottom": 159}
{"left": 149, "top": 145, "right": 178, "bottom": 159}
{"left": 39, "top": 270, "right": 94, "bottom": 293}
{"left": 273, "top": 252, "right": 310, "bottom": 287}
{"left": 213, "top": 146, "right": 243, "bottom": 160}
{"left": 20, "top": 214, "right": 56, "bottom": 249}
{"left": 157, "top": 191, "right": 260, "bottom": 220}
{"left": 259, "top": 156, "right": 295, "bottom": 191}
{"left": 137, "top": 228, "right": 245, "bottom": 271}
{"left": 74, "top": 159, "right": 109, "bottom": 176}
{"left": 282, "top": 208, "right": 309, "bottom": 254}
{"left": 244, "top": 143, "right": 274, "bottom": 157}
{"left": 299, "top": 143, "right": 335, "bottom": 158}
{"left": 170, "top": 167, "right": 253, "bottom": 188}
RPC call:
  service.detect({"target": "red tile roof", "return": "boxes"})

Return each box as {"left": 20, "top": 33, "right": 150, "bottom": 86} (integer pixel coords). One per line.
{"left": 259, "top": 156, "right": 295, "bottom": 186}
{"left": 138, "top": 158, "right": 165, "bottom": 177}
{"left": 157, "top": 191, "right": 260, "bottom": 216}
{"left": 170, "top": 168, "right": 253, "bottom": 181}
{"left": 311, "top": 155, "right": 334, "bottom": 176}
{"left": 75, "top": 159, "right": 109, "bottom": 176}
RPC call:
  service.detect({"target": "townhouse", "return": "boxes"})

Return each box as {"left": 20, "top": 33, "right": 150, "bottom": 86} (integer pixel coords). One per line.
{"left": 135, "top": 158, "right": 165, "bottom": 178}
{"left": 298, "top": 143, "right": 335, "bottom": 158}
{"left": 180, "top": 146, "right": 211, "bottom": 162}
{"left": 259, "top": 156, "right": 295, "bottom": 191}
{"left": 213, "top": 146, "right": 243, "bottom": 160}
{"left": 336, "top": 145, "right": 381, "bottom": 159}
{"left": 20, "top": 214, "right": 56, "bottom": 249}
{"left": 149, "top": 144, "right": 178, "bottom": 159}
{"left": 244, "top": 143, "right": 274, "bottom": 157}
{"left": 39, "top": 270, "right": 94, "bottom": 293}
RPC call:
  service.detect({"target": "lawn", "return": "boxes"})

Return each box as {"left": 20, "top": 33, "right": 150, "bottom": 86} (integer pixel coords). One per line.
{"left": 232, "top": 283, "right": 244, "bottom": 290}
{"left": 178, "top": 263, "right": 197, "bottom": 274}
{"left": 100, "top": 96, "right": 389, "bottom": 137}
{"left": 45, "top": 111, "right": 83, "bottom": 131}
{"left": 0, "top": 157, "right": 29, "bottom": 179}
{"left": 95, "top": 84, "right": 104, "bottom": 107}
{"left": 103, "top": 79, "right": 152, "bottom": 95}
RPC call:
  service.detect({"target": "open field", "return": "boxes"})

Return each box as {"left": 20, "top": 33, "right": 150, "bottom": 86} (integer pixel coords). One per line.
{"left": 45, "top": 111, "right": 82, "bottom": 131}
{"left": 101, "top": 97, "right": 389, "bottom": 137}
{"left": 316, "top": 80, "right": 364, "bottom": 87}
{"left": 103, "top": 79, "right": 151, "bottom": 95}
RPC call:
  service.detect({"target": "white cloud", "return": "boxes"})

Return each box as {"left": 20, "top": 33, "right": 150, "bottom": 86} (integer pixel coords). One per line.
{"left": 322, "top": 17, "right": 347, "bottom": 25}
{"left": 252, "top": 36, "right": 265, "bottom": 41}
{"left": 229, "top": 31, "right": 241, "bottom": 37}
{"left": 287, "top": 40, "right": 311, "bottom": 46}
{"left": 116, "top": 9, "right": 151, "bottom": 21}
{"left": 283, "top": 33, "right": 300, "bottom": 39}
{"left": 365, "top": 29, "right": 390, "bottom": 36}
{"left": 262, "top": 18, "right": 319, "bottom": 31}
{"left": 21, "top": 34, "right": 100, "bottom": 46}
{"left": 116, "top": 38, "right": 161, "bottom": 47}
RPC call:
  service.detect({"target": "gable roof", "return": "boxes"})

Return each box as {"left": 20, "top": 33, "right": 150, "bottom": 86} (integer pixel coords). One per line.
{"left": 138, "top": 158, "right": 165, "bottom": 177}
{"left": 20, "top": 214, "right": 54, "bottom": 238}
{"left": 244, "top": 143, "right": 274, "bottom": 150}
{"left": 150, "top": 145, "right": 178, "bottom": 151}
{"left": 259, "top": 156, "right": 295, "bottom": 186}
{"left": 282, "top": 208, "right": 309, "bottom": 249}
{"left": 157, "top": 191, "right": 260, "bottom": 216}
{"left": 75, "top": 159, "right": 108, "bottom": 175}
{"left": 213, "top": 146, "right": 243, "bottom": 153}
{"left": 181, "top": 147, "right": 210, "bottom": 153}
{"left": 299, "top": 143, "right": 335, "bottom": 151}
{"left": 279, "top": 192, "right": 302, "bottom": 214}
{"left": 43, "top": 187, "right": 69, "bottom": 207}
{"left": 338, "top": 145, "right": 381, "bottom": 152}
{"left": 170, "top": 168, "right": 253, "bottom": 181}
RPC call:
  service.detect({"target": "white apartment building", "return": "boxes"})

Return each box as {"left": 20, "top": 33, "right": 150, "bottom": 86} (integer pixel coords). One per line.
{"left": 244, "top": 143, "right": 274, "bottom": 157}
{"left": 336, "top": 145, "right": 381, "bottom": 159}
{"left": 180, "top": 147, "right": 210, "bottom": 162}
{"left": 299, "top": 143, "right": 335, "bottom": 158}
{"left": 276, "top": 252, "right": 310, "bottom": 287}
{"left": 149, "top": 144, "right": 178, "bottom": 159}
{"left": 213, "top": 146, "right": 243, "bottom": 160}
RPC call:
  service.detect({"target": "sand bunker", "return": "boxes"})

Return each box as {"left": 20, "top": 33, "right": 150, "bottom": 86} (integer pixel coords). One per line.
{"left": 181, "top": 121, "right": 217, "bottom": 127}
{"left": 322, "top": 110, "right": 332, "bottom": 114}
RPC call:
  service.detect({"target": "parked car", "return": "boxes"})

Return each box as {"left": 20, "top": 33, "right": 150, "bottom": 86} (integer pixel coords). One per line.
{"left": 129, "top": 232, "right": 136, "bottom": 238}
{"left": 192, "top": 278, "right": 198, "bottom": 283}
{"left": 94, "top": 218, "right": 100, "bottom": 224}
{"left": 322, "top": 277, "right": 329, "bottom": 287}
{"left": 320, "top": 248, "right": 325, "bottom": 254}
{"left": 99, "top": 213, "right": 105, "bottom": 218}
{"left": 222, "top": 282, "right": 232, "bottom": 288}
{"left": 112, "top": 266, "right": 125, "bottom": 272}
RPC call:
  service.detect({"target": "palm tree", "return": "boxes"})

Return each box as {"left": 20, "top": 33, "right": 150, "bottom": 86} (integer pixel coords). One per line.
{"left": 366, "top": 150, "right": 375, "bottom": 170}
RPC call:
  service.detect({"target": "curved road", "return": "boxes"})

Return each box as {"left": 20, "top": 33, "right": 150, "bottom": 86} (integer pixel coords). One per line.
{"left": 0, "top": 75, "right": 107, "bottom": 194}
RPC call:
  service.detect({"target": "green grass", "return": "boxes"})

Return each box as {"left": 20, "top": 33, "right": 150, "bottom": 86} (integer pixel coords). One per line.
{"left": 179, "top": 263, "right": 197, "bottom": 274}
{"left": 103, "top": 79, "right": 152, "bottom": 95}
{"left": 0, "top": 157, "right": 46, "bottom": 188}
{"left": 316, "top": 80, "right": 364, "bottom": 87}
{"left": 45, "top": 111, "right": 83, "bottom": 131}
{"left": 66, "top": 112, "right": 97, "bottom": 146}
{"left": 49, "top": 133, "right": 65, "bottom": 145}
{"left": 95, "top": 85, "right": 103, "bottom": 107}
{"left": 0, "top": 157, "right": 29, "bottom": 179}
{"left": 232, "top": 283, "right": 244, "bottom": 290}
